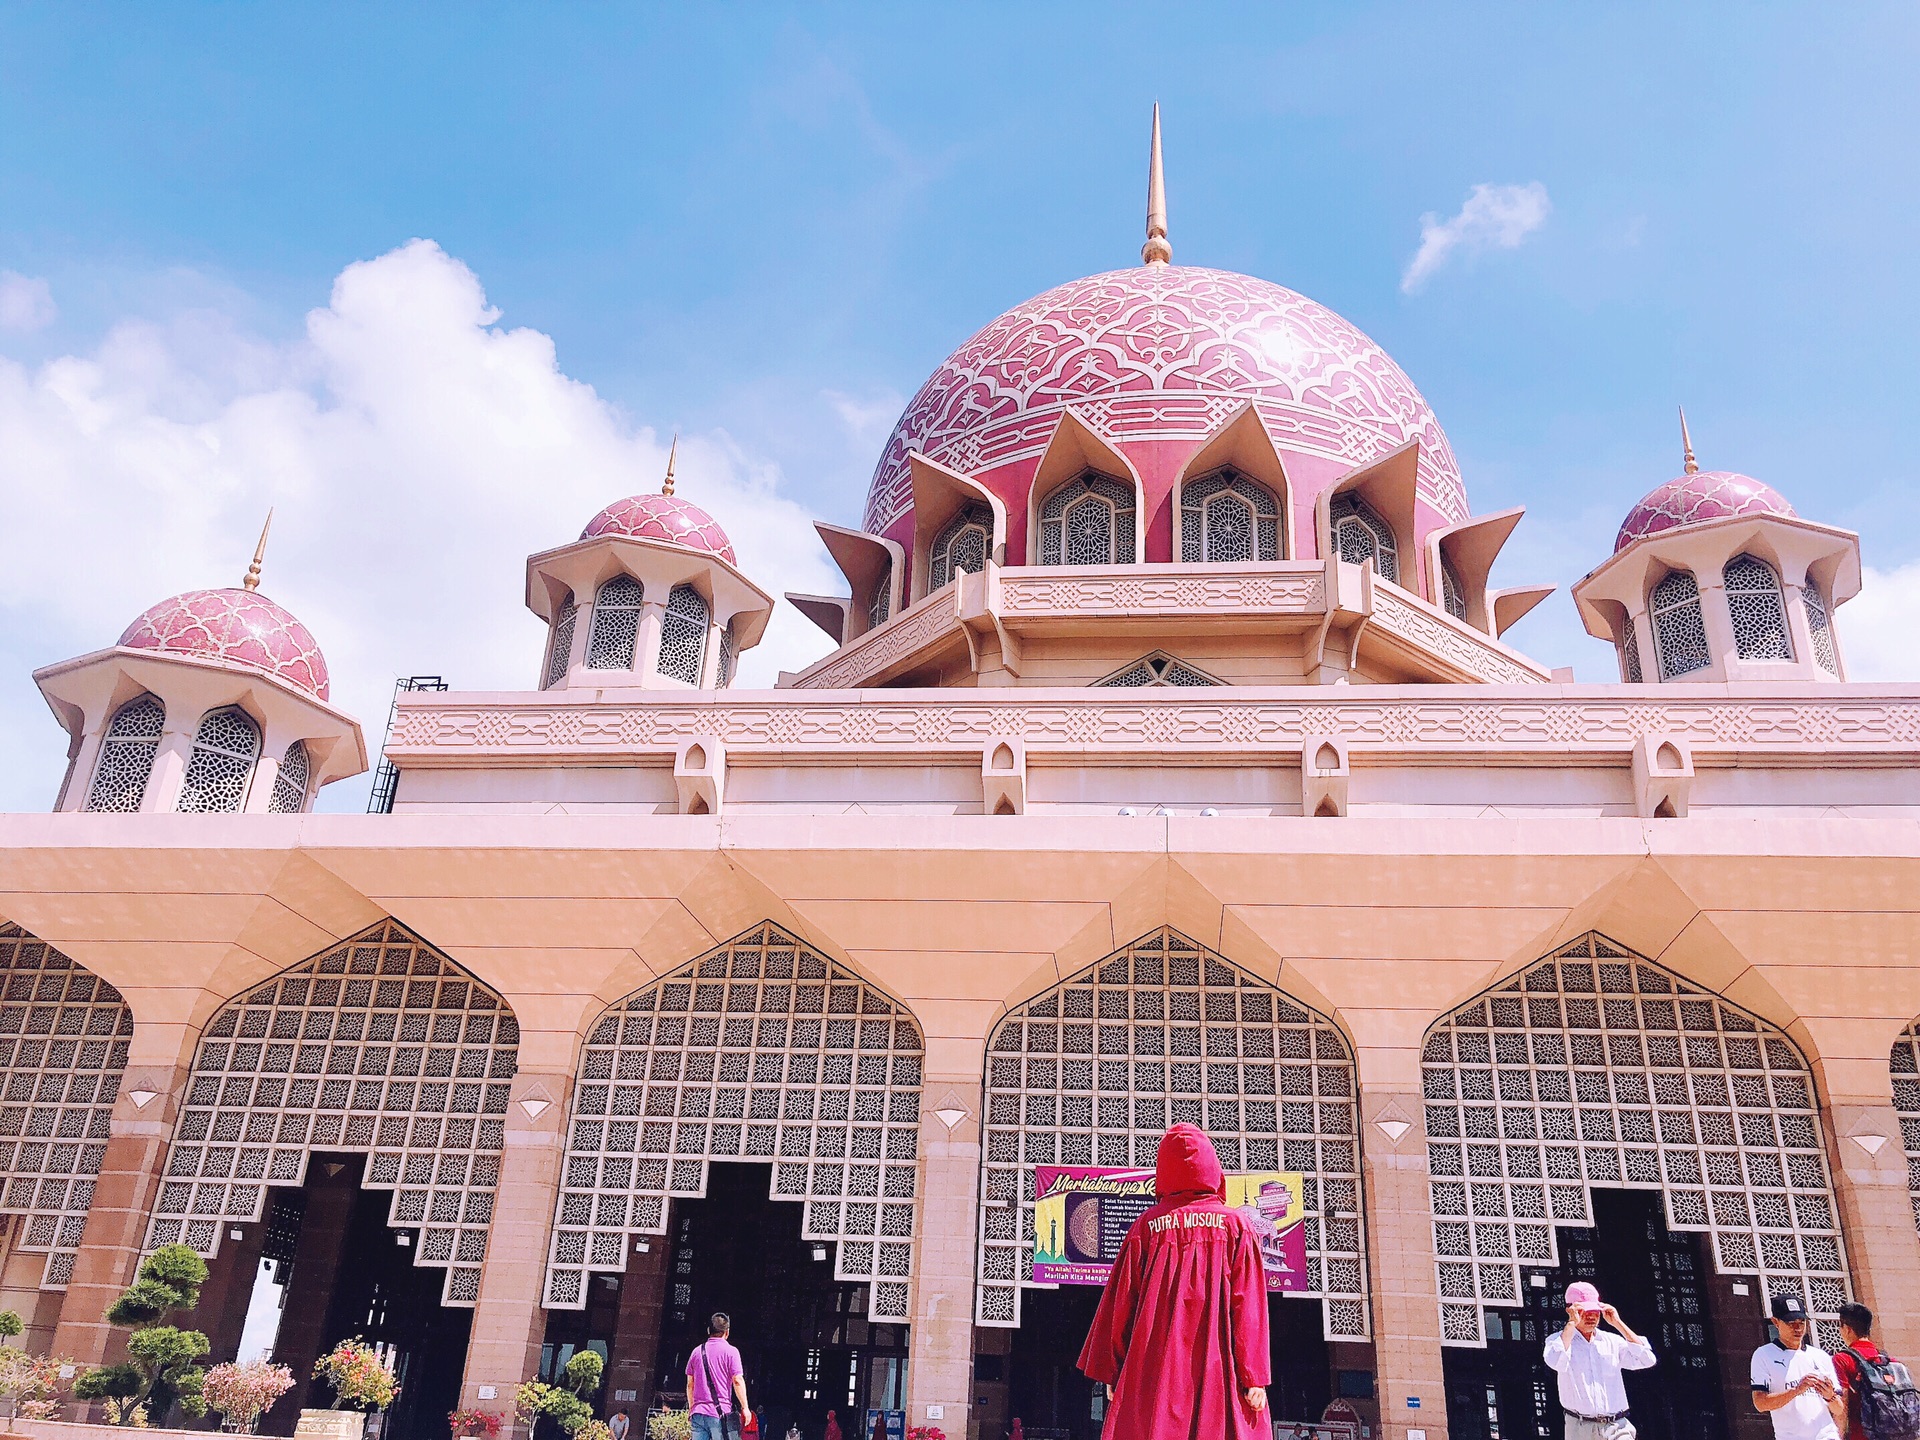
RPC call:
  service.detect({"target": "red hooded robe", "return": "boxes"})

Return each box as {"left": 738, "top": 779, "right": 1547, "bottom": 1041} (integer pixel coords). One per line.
{"left": 1077, "top": 1124, "right": 1272, "bottom": 1440}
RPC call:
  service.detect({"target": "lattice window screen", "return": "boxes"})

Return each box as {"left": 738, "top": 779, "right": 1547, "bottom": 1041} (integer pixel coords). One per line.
{"left": 1329, "top": 495, "right": 1397, "bottom": 585}
{"left": 1888, "top": 1022, "right": 1920, "bottom": 1235}
{"left": 85, "top": 696, "right": 165, "bottom": 813}
{"left": 1618, "top": 624, "right": 1644, "bottom": 685}
{"left": 177, "top": 707, "right": 260, "bottom": 814}
{"left": 930, "top": 505, "right": 992, "bottom": 594}
{"left": 1181, "top": 470, "right": 1281, "bottom": 564}
{"left": 1424, "top": 933, "right": 1848, "bottom": 1349}
{"left": 978, "top": 929, "right": 1367, "bottom": 1340}
{"left": 546, "top": 923, "right": 923, "bottom": 1323}
{"left": 1804, "top": 584, "right": 1839, "bottom": 676}
{"left": 544, "top": 599, "right": 578, "bottom": 689}
{"left": 1440, "top": 559, "right": 1467, "bottom": 622}
{"left": 866, "top": 565, "right": 893, "bottom": 630}
{"left": 0, "top": 925, "right": 129, "bottom": 1290}
{"left": 1652, "top": 570, "right": 1711, "bottom": 678}
{"left": 146, "top": 920, "right": 519, "bottom": 1306}
{"left": 587, "top": 576, "right": 645, "bottom": 671}
{"left": 1093, "top": 653, "right": 1224, "bottom": 689}
{"left": 716, "top": 623, "right": 737, "bottom": 688}
{"left": 658, "top": 585, "right": 710, "bottom": 685}
{"left": 1724, "top": 554, "right": 1793, "bottom": 661}
{"left": 268, "top": 743, "right": 310, "bottom": 815}
{"left": 1039, "top": 474, "right": 1135, "bottom": 567}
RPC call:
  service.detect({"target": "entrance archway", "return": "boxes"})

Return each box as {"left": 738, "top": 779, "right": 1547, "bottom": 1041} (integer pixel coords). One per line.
{"left": 543, "top": 923, "right": 925, "bottom": 1326}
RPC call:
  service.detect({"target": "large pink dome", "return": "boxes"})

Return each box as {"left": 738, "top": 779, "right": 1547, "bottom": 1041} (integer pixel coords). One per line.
{"left": 862, "top": 264, "right": 1465, "bottom": 534}
{"left": 1615, "top": 471, "right": 1796, "bottom": 554}
{"left": 581, "top": 493, "right": 736, "bottom": 564}
{"left": 119, "top": 589, "right": 330, "bottom": 700}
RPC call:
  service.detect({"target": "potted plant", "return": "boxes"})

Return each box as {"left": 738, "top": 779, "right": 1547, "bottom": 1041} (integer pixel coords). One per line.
{"left": 302, "top": 1338, "right": 399, "bottom": 1440}
{"left": 449, "top": 1409, "right": 505, "bottom": 1440}
{"left": 73, "top": 1244, "right": 211, "bottom": 1427}
{"left": 644, "top": 1412, "right": 691, "bottom": 1440}
{"left": 203, "top": 1361, "right": 297, "bottom": 1434}
{"left": 514, "top": 1351, "right": 604, "bottom": 1440}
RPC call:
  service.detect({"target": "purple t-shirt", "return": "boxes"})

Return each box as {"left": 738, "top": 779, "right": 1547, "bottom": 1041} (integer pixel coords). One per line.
{"left": 686, "top": 1337, "right": 743, "bottom": 1418}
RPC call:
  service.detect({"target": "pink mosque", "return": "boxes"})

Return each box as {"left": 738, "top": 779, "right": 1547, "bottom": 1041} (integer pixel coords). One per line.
{"left": 3, "top": 113, "right": 1916, "bottom": 1440}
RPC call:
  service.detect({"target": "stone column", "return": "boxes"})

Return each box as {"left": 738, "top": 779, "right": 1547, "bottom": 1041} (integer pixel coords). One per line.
{"left": 458, "top": 1071, "right": 572, "bottom": 1432}
{"left": 51, "top": 1056, "right": 191, "bottom": 1367}
{"left": 141, "top": 721, "right": 196, "bottom": 813}
{"left": 1359, "top": 1082, "right": 1447, "bottom": 1440}
{"left": 903, "top": 1060, "right": 984, "bottom": 1435}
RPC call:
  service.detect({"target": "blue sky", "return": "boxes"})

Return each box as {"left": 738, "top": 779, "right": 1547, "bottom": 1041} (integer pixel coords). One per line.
{"left": 2, "top": 4, "right": 1918, "bottom": 809}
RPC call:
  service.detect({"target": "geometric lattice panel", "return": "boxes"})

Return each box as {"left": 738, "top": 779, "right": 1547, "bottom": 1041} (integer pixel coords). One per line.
{"left": 978, "top": 929, "right": 1368, "bottom": 1341}
{"left": 145, "top": 920, "right": 519, "bottom": 1306}
{"left": 0, "top": 925, "right": 131, "bottom": 1290}
{"left": 1887, "top": 1020, "right": 1920, "bottom": 1235}
{"left": 546, "top": 923, "right": 923, "bottom": 1322}
{"left": 1424, "top": 933, "right": 1848, "bottom": 1348}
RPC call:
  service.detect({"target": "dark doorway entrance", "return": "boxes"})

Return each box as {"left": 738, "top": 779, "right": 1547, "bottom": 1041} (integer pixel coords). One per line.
{"left": 1443, "top": 1189, "right": 1727, "bottom": 1440}
{"left": 1000, "top": 1288, "right": 1332, "bottom": 1440}
{"left": 222, "top": 1155, "right": 472, "bottom": 1440}
{"left": 601, "top": 1162, "right": 904, "bottom": 1440}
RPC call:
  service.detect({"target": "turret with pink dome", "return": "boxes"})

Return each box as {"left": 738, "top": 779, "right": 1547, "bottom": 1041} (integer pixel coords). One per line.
{"left": 525, "top": 439, "right": 772, "bottom": 693}
{"left": 33, "top": 516, "right": 365, "bottom": 814}
{"left": 1574, "top": 411, "right": 1861, "bottom": 683}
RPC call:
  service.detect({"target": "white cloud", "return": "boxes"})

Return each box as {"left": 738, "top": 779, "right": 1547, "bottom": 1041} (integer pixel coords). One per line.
{"left": 1833, "top": 562, "right": 1920, "bottom": 680}
{"left": 0, "top": 239, "right": 839, "bottom": 812}
{"left": 823, "top": 387, "right": 903, "bottom": 453}
{"left": 0, "top": 272, "right": 56, "bottom": 332}
{"left": 1401, "top": 182, "right": 1552, "bottom": 293}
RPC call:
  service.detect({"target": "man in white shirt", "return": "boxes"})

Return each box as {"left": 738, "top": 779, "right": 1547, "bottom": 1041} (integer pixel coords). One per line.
{"left": 1543, "top": 1281, "right": 1658, "bottom": 1440}
{"left": 1751, "top": 1293, "right": 1846, "bottom": 1440}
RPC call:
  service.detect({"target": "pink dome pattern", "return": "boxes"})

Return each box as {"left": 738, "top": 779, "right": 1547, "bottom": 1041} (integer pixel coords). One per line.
{"left": 863, "top": 265, "right": 1465, "bottom": 533}
{"left": 118, "top": 588, "right": 330, "bottom": 700}
{"left": 581, "top": 494, "right": 737, "bottom": 564}
{"left": 1615, "top": 471, "right": 1797, "bottom": 553}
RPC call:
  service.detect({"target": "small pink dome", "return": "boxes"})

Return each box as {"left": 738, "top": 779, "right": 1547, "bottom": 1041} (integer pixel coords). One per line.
{"left": 1615, "top": 471, "right": 1796, "bottom": 553}
{"left": 581, "top": 493, "right": 736, "bottom": 564}
{"left": 118, "top": 588, "right": 330, "bottom": 700}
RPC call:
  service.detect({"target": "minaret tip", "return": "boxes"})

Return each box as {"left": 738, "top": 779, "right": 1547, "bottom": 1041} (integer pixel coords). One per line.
{"left": 1678, "top": 406, "right": 1698, "bottom": 476}
{"left": 1142, "top": 103, "right": 1171, "bottom": 266}
{"left": 663, "top": 434, "right": 678, "bottom": 497}
{"left": 242, "top": 509, "right": 273, "bottom": 591}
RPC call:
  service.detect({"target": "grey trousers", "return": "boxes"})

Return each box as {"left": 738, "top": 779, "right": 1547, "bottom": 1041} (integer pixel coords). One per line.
{"left": 1564, "top": 1417, "right": 1636, "bottom": 1440}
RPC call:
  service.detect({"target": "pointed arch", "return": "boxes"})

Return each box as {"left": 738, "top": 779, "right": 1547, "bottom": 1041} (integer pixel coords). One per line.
{"left": 658, "top": 584, "right": 710, "bottom": 684}
{"left": 1423, "top": 933, "right": 1848, "bottom": 1348}
{"left": 145, "top": 920, "right": 520, "bottom": 1306}
{"left": 85, "top": 695, "right": 164, "bottom": 813}
{"left": 1651, "top": 569, "right": 1710, "bottom": 678}
{"left": 586, "top": 574, "right": 645, "bottom": 671}
{"left": 177, "top": 706, "right": 261, "bottom": 813}
{"left": 977, "top": 928, "right": 1367, "bottom": 1341}
{"left": 544, "top": 922, "right": 924, "bottom": 1324}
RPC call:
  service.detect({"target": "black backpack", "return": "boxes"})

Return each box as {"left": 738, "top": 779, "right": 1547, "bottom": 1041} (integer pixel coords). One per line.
{"left": 1843, "top": 1347, "right": 1920, "bottom": 1440}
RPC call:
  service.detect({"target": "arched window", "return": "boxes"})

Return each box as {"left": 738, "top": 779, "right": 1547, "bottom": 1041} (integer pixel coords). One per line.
{"left": 269, "top": 741, "right": 310, "bottom": 814}
{"left": 1617, "top": 621, "right": 1644, "bottom": 684}
{"left": 543, "top": 598, "right": 578, "bottom": 689}
{"left": 177, "top": 706, "right": 260, "bottom": 813}
{"left": 1724, "top": 553, "right": 1792, "bottom": 661}
{"left": 716, "top": 621, "right": 737, "bottom": 688}
{"left": 1180, "top": 470, "right": 1281, "bottom": 563}
{"left": 867, "top": 563, "right": 893, "bottom": 630}
{"left": 85, "top": 695, "right": 165, "bottom": 813}
{"left": 1039, "top": 474, "right": 1135, "bottom": 567}
{"left": 658, "top": 584, "right": 709, "bottom": 684}
{"left": 1651, "top": 569, "right": 1711, "bottom": 679}
{"left": 929, "top": 504, "right": 991, "bottom": 593}
{"left": 1329, "top": 494, "right": 1398, "bottom": 585}
{"left": 1804, "top": 582, "right": 1839, "bottom": 676}
{"left": 1439, "top": 556, "right": 1467, "bottom": 621}
{"left": 586, "top": 575, "right": 645, "bottom": 670}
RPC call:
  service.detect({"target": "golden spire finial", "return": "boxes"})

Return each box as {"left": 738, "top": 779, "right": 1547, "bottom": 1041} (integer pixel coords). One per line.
{"left": 242, "top": 509, "right": 273, "bottom": 591}
{"left": 1678, "top": 406, "right": 1699, "bottom": 476}
{"left": 1142, "top": 104, "right": 1171, "bottom": 266}
{"left": 662, "top": 433, "right": 678, "bottom": 497}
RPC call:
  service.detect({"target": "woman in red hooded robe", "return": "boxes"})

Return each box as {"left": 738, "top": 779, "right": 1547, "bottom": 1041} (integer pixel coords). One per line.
{"left": 1077, "top": 1124, "right": 1271, "bottom": 1440}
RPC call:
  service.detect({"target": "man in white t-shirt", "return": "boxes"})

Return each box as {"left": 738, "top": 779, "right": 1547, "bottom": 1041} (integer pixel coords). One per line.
{"left": 1752, "top": 1293, "right": 1846, "bottom": 1440}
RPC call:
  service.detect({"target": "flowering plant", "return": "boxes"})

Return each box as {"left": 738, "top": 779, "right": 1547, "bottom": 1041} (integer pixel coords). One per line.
{"left": 202, "top": 1362, "right": 295, "bottom": 1433}
{"left": 907, "top": 1430, "right": 947, "bottom": 1440}
{"left": 449, "top": 1408, "right": 506, "bottom": 1440}
{"left": 0, "top": 1348, "right": 78, "bottom": 1429}
{"left": 313, "top": 1339, "right": 397, "bottom": 1412}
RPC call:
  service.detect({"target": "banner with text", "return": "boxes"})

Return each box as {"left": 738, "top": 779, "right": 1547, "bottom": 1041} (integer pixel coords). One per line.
{"left": 1030, "top": 1165, "right": 1308, "bottom": 1290}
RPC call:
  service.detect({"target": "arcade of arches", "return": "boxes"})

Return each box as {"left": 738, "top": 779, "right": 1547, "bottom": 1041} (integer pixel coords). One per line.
{"left": 0, "top": 918, "right": 1912, "bottom": 1440}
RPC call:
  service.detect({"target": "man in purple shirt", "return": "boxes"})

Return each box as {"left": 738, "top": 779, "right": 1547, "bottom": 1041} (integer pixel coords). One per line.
{"left": 686, "top": 1312, "right": 752, "bottom": 1440}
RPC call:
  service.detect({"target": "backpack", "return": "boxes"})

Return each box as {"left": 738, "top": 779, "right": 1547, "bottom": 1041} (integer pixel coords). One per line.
{"left": 1843, "top": 1347, "right": 1920, "bottom": 1440}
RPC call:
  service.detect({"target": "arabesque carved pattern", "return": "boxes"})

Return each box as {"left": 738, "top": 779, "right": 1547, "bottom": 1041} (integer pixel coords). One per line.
{"left": 385, "top": 692, "right": 1920, "bottom": 757}
{"left": 791, "top": 589, "right": 961, "bottom": 691}
{"left": 120, "top": 589, "right": 330, "bottom": 700}
{"left": 1370, "top": 590, "right": 1546, "bottom": 685}
{"left": 999, "top": 571, "right": 1326, "bottom": 615}
{"left": 864, "top": 266, "right": 1466, "bottom": 535}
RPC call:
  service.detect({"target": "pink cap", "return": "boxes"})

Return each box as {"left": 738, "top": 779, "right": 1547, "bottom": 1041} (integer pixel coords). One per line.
{"left": 1565, "top": 1281, "right": 1602, "bottom": 1308}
